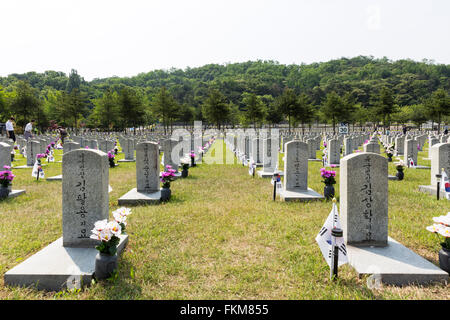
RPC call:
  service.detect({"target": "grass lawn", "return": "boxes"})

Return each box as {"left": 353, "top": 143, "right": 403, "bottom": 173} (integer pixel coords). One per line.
{"left": 0, "top": 138, "right": 448, "bottom": 300}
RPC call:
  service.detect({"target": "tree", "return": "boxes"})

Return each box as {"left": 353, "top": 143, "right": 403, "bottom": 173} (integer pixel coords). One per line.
{"left": 201, "top": 89, "right": 229, "bottom": 130}
{"left": 8, "top": 81, "right": 41, "bottom": 128}
{"left": 275, "top": 88, "right": 302, "bottom": 133}
{"left": 62, "top": 89, "right": 88, "bottom": 133}
{"left": 91, "top": 88, "right": 119, "bottom": 131}
{"left": 426, "top": 88, "right": 450, "bottom": 133}
{"left": 241, "top": 92, "right": 266, "bottom": 129}
{"left": 118, "top": 86, "right": 146, "bottom": 134}
{"left": 373, "top": 87, "right": 397, "bottom": 133}
{"left": 295, "top": 93, "right": 315, "bottom": 134}
{"left": 66, "top": 69, "right": 81, "bottom": 93}
{"left": 0, "top": 86, "right": 8, "bottom": 122}
{"left": 177, "top": 104, "right": 194, "bottom": 128}
{"left": 320, "top": 92, "right": 348, "bottom": 134}
{"left": 151, "top": 86, "right": 178, "bottom": 134}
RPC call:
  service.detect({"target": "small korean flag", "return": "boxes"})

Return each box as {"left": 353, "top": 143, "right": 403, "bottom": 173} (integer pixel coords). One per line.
{"left": 315, "top": 201, "right": 348, "bottom": 267}
{"left": 441, "top": 169, "right": 450, "bottom": 200}
{"left": 32, "top": 160, "right": 45, "bottom": 179}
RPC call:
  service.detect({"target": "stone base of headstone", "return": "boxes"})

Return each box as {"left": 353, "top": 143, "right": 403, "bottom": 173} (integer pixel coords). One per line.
{"left": 279, "top": 188, "right": 324, "bottom": 202}
{"left": 409, "top": 165, "right": 430, "bottom": 170}
{"left": 255, "top": 162, "right": 263, "bottom": 168}
{"left": 117, "top": 159, "right": 135, "bottom": 163}
{"left": 14, "top": 164, "right": 47, "bottom": 169}
{"left": 8, "top": 190, "right": 26, "bottom": 198}
{"left": 46, "top": 175, "right": 63, "bottom": 181}
{"left": 418, "top": 185, "right": 447, "bottom": 198}
{"left": 257, "top": 171, "right": 284, "bottom": 178}
{"left": 388, "top": 175, "right": 398, "bottom": 181}
{"left": 347, "top": 237, "right": 448, "bottom": 286}
{"left": 4, "top": 235, "right": 128, "bottom": 291}
{"left": 118, "top": 188, "right": 161, "bottom": 205}
{"left": 308, "top": 158, "right": 321, "bottom": 162}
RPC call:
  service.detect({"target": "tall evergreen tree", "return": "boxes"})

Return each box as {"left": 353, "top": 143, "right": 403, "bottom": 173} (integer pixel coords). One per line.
{"left": 241, "top": 92, "right": 266, "bottom": 129}
{"left": 201, "top": 89, "right": 229, "bottom": 130}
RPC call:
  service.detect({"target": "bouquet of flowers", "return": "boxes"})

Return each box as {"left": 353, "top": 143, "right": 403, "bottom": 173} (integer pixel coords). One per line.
{"left": 160, "top": 165, "right": 176, "bottom": 188}
{"left": 394, "top": 160, "right": 405, "bottom": 170}
{"left": 0, "top": 166, "right": 15, "bottom": 188}
{"left": 426, "top": 212, "right": 450, "bottom": 249}
{"left": 385, "top": 144, "right": 394, "bottom": 157}
{"left": 320, "top": 167, "right": 336, "bottom": 186}
{"left": 90, "top": 205, "right": 131, "bottom": 257}
{"left": 107, "top": 150, "right": 115, "bottom": 168}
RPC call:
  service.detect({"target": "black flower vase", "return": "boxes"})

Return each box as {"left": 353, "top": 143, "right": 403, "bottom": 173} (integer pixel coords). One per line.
{"left": 94, "top": 252, "right": 118, "bottom": 280}
{"left": 191, "top": 157, "right": 196, "bottom": 167}
{"left": 387, "top": 155, "right": 393, "bottom": 162}
{"left": 0, "top": 185, "right": 10, "bottom": 199}
{"left": 181, "top": 168, "right": 188, "bottom": 178}
{"left": 161, "top": 187, "right": 171, "bottom": 201}
{"left": 11, "top": 153, "right": 14, "bottom": 162}
{"left": 396, "top": 168, "right": 404, "bottom": 181}
{"left": 438, "top": 247, "right": 450, "bottom": 274}
{"left": 324, "top": 184, "right": 335, "bottom": 200}
{"left": 109, "top": 158, "right": 115, "bottom": 168}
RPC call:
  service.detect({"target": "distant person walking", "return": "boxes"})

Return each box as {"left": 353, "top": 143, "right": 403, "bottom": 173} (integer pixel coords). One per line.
{"left": 24, "top": 119, "right": 35, "bottom": 141}
{"left": 402, "top": 126, "right": 407, "bottom": 135}
{"left": 57, "top": 126, "right": 68, "bottom": 144}
{"left": 5, "top": 117, "right": 16, "bottom": 142}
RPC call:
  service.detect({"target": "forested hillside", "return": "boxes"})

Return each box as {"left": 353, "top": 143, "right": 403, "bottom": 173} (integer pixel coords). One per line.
{"left": 0, "top": 56, "right": 449, "bottom": 133}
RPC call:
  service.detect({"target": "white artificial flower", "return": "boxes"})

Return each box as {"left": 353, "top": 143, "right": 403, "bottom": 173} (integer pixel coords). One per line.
{"left": 433, "top": 215, "right": 450, "bottom": 227}
{"left": 99, "top": 228, "right": 113, "bottom": 241}
{"left": 426, "top": 224, "right": 442, "bottom": 233}
{"left": 107, "top": 221, "right": 122, "bottom": 236}
{"left": 94, "top": 219, "right": 108, "bottom": 231}
{"left": 113, "top": 207, "right": 132, "bottom": 217}
{"left": 113, "top": 211, "right": 127, "bottom": 225}
{"left": 437, "top": 226, "right": 450, "bottom": 238}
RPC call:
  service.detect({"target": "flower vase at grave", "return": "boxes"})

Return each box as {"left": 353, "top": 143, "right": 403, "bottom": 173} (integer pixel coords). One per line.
{"left": 94, "top": 252, "right": 118, "bottom": 280}
{"left": 109, "top": 158, "right": 115, "bottom": 168}
{"left": 160, "top": 187, "right": 171, "bottom": 201}
{"left": 439, "top": 247, "right": 450, "bottom": 273}
{"left": 324, "top": 184, "right": 335, "bottom": 200}
{"left": 0, "top": 185, "right": 10, "bottom": 199}
{"left": 181, "top": 166, "right": 189, "bottom": 178}
{"left": 396, "top": 167, "right": 404, "bottom": 180}
{"left": 387, "top": 154, "right": 393, "bottom": 162}
{"left": 191, "top": 156, "right": 195, "bottom": 167}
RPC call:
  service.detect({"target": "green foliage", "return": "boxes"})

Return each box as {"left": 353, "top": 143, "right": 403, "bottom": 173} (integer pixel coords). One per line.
{"left": 320, "top": 92, "right": 349, "bottom": 133}
{"left": 201, "top": 89, "right": 229, "bottom": 130}
{"left": 0, "top": 57, "right": 449, "bottom": 130}
{"left": 151, "top": 86, "right": 178, "bottom": 133}
{"left": 117, "top": 86, "right": 146, "bottom": 131}
{"left": 241, "top": 92, "right": 266, "bottom": 128}
{"left": 90, "top": 88, "right": 119, "bottom": 130}
{"left": 95, "top": 236, "right": 120, "bottom": 256}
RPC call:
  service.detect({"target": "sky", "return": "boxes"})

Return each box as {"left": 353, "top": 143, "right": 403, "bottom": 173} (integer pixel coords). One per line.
{"left": 0, "top": 0, "right": 449, "bottom": 81}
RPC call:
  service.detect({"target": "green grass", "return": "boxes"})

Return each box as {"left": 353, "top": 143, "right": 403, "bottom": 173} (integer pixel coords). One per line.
{"left": 0, "top": 139, "right": 448, "bottom": 300}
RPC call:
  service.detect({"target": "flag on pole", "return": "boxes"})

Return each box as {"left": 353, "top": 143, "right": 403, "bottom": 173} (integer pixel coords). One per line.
{"left": 315, "top": 201, "right": 348, "bottom": 267}
{"left": 441, "top": 169, "right": 450, "bottom": 200}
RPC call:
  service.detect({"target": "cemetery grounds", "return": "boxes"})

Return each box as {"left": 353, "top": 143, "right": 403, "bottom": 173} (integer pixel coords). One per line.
{"left": 0, "top": 139, "right": 448, "bottom": 300}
